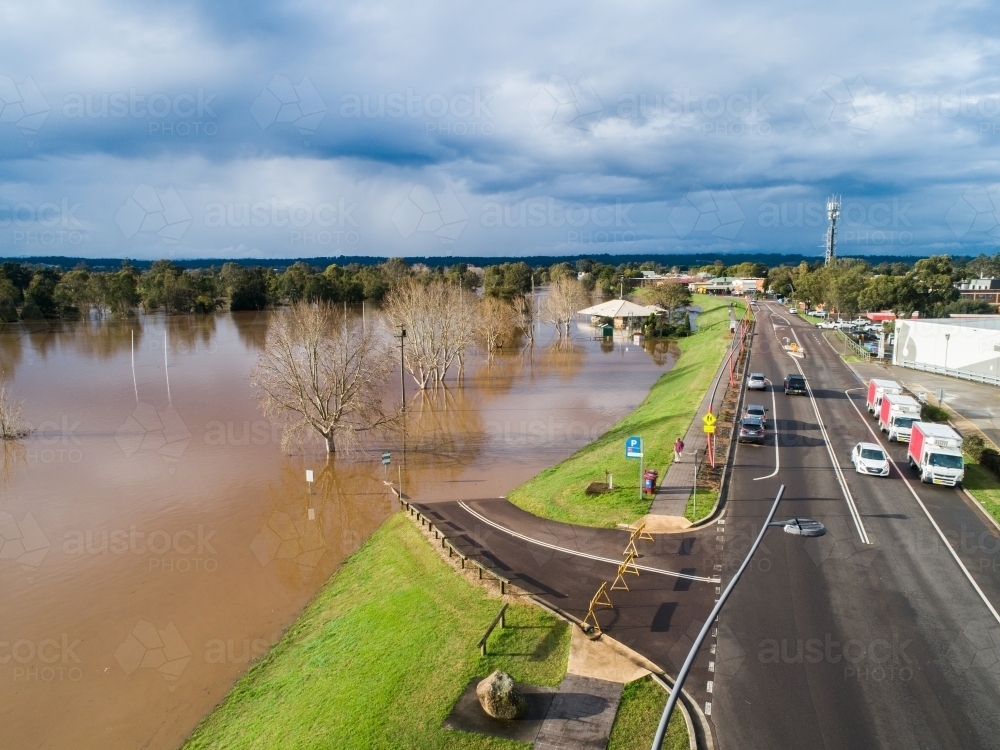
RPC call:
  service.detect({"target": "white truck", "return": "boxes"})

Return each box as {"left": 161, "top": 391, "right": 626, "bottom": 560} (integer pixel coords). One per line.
{"left": 866, "top": 378, "right": 902, "bottom": 415}
{"left": 879, "top": 393, "right": 921, "bottom": 442}
{"left": 907, "top": 422, "right": 965, "bottom": 486}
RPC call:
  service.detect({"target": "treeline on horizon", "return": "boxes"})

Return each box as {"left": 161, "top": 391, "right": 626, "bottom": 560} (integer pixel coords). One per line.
{"left": 0, "top": 252, "right": 998, "bottom": 321}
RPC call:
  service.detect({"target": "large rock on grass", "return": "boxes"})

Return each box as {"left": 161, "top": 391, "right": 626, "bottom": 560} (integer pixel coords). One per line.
{"left": 476, "top": 670, "right": 527, "bottom": 720}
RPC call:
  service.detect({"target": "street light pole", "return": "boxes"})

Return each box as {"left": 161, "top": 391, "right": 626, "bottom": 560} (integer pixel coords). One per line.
{"left": 396, "top": 326, "right": 407, "bottom": 412}
{"left": 651, "top": 485, "right": 824, "bottom": 749}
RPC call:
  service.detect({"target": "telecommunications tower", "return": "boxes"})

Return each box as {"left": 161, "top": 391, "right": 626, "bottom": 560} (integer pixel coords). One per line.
{"left": 825, "top": 196, "right": 840, "bottom": 266}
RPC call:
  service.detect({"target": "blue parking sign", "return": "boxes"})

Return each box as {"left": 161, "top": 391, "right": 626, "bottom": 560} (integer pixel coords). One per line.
{"left": 625, "top": 436, "right": 643, "bottom": 459}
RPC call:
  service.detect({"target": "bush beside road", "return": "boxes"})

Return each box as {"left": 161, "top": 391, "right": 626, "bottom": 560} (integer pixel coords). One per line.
{"left": 182, "top": 513, "right": 571, "bottom": 750}
{"left": 507, "top": 295, "right": 743, "bottom": 528}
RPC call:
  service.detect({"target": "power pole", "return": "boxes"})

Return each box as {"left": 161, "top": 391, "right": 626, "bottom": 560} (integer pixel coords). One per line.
{"left": 395, "top": 326, "right": 407, "bottom": 411}
{"left": 825, "top": 197, "right": 840, "bottom": 266}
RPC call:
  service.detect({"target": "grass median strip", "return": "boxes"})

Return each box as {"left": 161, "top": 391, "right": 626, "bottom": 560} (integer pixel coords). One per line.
{"left": 607, "top": 676, "right": 688, "bottom": 750}
{"left": 961, "top": 462, "right": 1000, "bottom": 525}
{"left": 182, "top": 513, "right": 570, "bottom": 750}
{"left": 507, "top": 295, "right": 743, "bottom": 528}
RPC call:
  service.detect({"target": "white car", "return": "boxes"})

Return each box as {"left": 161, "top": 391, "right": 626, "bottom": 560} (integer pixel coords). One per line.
{"left": 818, "top": 321, "right": 836, "bottom": 329}
{"left": 788, "top": 307, "right": 797, "bottom": 314}
{"left": 851, "top": 442, "right": 890, "bottom": 476}
{"left": 747, "top": 372, "right": 767, "bottom": 390}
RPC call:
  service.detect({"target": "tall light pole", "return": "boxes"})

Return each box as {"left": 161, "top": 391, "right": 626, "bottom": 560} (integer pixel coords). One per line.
{"left": 395, "top": 326, "right": 406, "bottom": 411}
{"left": 943, "top": 332, "right": 951, "bottom": 372}
{"left": 651, "top": 486, "right": 825, "bottom": 749}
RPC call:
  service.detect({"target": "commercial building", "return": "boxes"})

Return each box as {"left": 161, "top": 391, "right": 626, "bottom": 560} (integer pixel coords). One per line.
{"left": 957, "top": 278, "right": 1000, "bottom": 305}
{"left": 894, "top": 316, "right": 1000, "bottom": 386}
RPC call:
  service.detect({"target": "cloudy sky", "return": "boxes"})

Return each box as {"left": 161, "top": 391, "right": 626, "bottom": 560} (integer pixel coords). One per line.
{"left": 1, "top": 0, "right": 999, "bottom": 261}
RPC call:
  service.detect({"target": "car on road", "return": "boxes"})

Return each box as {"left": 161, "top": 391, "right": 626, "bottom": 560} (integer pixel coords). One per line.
{"left": 747, "top": 372, "right": 767, "bottom": 390}
{"left": 818, "top": 320, "right": 836, "bottom": 329}
{"left": 788, "top": 307, "right": 797, "bottom": 314}
{"left": 743, "top": 404, "right": 768, "bottom": 427}
{"left": 738, "top": 415, "right": 765, "bottom": 444}
{"left": 784, "top": 373, "right": 807, "bottom": 395}
{"left": 851, "top": 442, "right": 890, "bottom": 476}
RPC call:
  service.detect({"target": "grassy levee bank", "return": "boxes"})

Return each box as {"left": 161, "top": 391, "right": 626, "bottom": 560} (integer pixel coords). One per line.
{"left": 182, "top": 513, "right": 571, "bottom": 750}
{"left": 508, "top": 295, "right": 744, "bottom": 528}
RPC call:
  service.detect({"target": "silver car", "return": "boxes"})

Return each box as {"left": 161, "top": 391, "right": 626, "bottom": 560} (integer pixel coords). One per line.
{"left": 743, "top": 404, "right": 768, "bottom": 427}
{"left": 747, "top": 372, "right": 767, "bottom": 390}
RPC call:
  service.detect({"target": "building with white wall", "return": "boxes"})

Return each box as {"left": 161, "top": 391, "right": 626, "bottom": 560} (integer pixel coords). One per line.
{"left": 894, "top": 316, "right": 1000, "bottom": 386}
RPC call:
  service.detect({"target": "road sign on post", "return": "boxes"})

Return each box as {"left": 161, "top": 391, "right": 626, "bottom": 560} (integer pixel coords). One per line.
{"left": 702, "top": 413, "right": 716, "bottom": 433}
{"left": 625, "top": 436, "right": 644, "bottom": 502}
{"left": 625, "top": 436, "right": 643, "bottom": 459}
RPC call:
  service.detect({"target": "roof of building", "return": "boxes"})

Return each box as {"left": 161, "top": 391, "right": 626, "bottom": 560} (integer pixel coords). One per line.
{"left": 577, "top": 299, "right": 659, "bottom": 318}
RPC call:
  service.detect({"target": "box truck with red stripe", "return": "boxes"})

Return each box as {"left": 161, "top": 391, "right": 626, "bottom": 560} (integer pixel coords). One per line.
{"left": 867, "top": 378, "right": 902, "bottom": 415}
{"left": 879, "top": 393, "right": 921, "bottom": 442}
{"left": 907, "top": 422, "right": 964, "bottom": 486}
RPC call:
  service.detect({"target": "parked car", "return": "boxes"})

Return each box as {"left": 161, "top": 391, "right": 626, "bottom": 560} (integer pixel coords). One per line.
{"left": 738, "top": 415, "right": 766, "bottom": 444}
{"left": 818, "top": 321, "right": 836, "bottom": 329}
{"left": 747, "top": 372, "right": 767, "bottom": 390}
{"left": 784, "top": 373, "right": 807, "bottom": 395}
{"left": 851, "top": 442, "right": 890, "bottom": 476}
{"left": 743, "top": 403, "right": 768, "bottom": 427}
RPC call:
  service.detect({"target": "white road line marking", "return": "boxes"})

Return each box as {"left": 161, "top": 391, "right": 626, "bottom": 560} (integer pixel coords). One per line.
{"left": 456, "top": 502, "right": 718, "bottom": 582}
{"left": 753, "top": 378, "right": 780, "bottom": 480}
{"left": 843, "top": 389, "right": 1000, "bottom": 626}
{"left": 786, "top": 325, "right": 872, "bottom": 545}
{"left": 706, "top": 680, "right": 714, "bottom": 693}
{"left": 705, "top": 702, "right": 712, "bottom": 716}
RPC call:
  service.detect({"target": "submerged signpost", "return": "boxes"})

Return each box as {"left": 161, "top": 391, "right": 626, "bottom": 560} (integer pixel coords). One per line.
{"left": 625, "top": 435, "right": 643, "bottom": 501}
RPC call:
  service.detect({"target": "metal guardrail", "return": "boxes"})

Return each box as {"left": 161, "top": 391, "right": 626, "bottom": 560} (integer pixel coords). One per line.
{"left": 402, "top": 500, "right": 511, "bottom": 594}
{"left": 477, "top": 603, "right": 509, "bottom": 655}
{"left": 834, "top": 328, "right": 872, "bottom": 362}
{"left": 898, "top": 359, "right": 1000, "bottom": 388}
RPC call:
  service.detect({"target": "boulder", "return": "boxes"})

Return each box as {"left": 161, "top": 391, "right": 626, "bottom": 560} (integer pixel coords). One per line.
{"left": 476, "top": 670, "right": 527, "bottom": 720}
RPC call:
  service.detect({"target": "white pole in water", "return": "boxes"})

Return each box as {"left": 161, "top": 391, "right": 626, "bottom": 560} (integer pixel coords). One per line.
{"left": 131, "top": 330, "right": 139, "bottom": 404}
{"left": 164, "top": 327, "right": 171, "bottom": 404}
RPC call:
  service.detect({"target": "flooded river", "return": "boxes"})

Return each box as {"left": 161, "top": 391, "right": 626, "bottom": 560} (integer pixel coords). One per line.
{"left": 0, "top": 311, "right": 675, "bottom": 749}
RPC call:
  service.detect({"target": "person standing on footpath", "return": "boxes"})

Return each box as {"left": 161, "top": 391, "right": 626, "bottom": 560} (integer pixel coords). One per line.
{"left": 674, "top": 437, "right": 684, "bottom": 461}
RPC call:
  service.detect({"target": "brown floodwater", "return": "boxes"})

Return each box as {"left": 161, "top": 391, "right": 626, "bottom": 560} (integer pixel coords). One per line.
{"left": 0, "top": 311, "right": 676, "bottom": 750}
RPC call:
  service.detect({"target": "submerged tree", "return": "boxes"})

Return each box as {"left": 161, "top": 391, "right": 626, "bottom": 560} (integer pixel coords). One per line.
{"left": 0, "top": 382, "right": 29, "bottom": 440}
{"left": 251, "top": 303, "right": 399, "bottom": 454}
{"left": 542, "top": 277, "right": 589, "bottom": 337}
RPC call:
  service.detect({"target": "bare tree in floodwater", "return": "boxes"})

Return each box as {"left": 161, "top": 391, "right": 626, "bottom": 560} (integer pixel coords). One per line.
{"left": 0, "top": 382, "right": 29, "bottom": 440}
{"left": 543, "top": 277, "right": 589, "bottom": 337}
{"left": 251, "top": 303, "right": 400, "bottom": 454}
{"left": 512, "top": 294, "right": 536, "bottom": 347}
{"left": 476, "top": 297, "right": 515, "bottom": 357}
{"left": 381, "top": 280, "right": 476, "bottom": 388}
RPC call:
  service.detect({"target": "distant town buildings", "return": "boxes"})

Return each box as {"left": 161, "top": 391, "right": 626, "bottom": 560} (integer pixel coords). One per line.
{"left": 957, "top": 278, "right": 1000, "bottom": 305}
{"left": 631, "top": 271, "right": 765, "bottom": 296}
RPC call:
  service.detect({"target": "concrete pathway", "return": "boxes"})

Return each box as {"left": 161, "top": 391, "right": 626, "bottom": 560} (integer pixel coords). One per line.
{"left": 533, "top": 674, "right": 624, "bottom": 750}
{"left": 647, "top": 341, "right": 733, "bottom": 517}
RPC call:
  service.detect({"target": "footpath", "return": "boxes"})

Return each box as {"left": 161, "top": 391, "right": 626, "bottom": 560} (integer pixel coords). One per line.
{"left": 645, "top": 313, "right": 752, "bottom": 525}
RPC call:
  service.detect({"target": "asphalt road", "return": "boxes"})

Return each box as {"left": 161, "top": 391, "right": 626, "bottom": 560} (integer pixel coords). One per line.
{"left": 711, "top": 303, "right": 1000, "bottom": 750}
